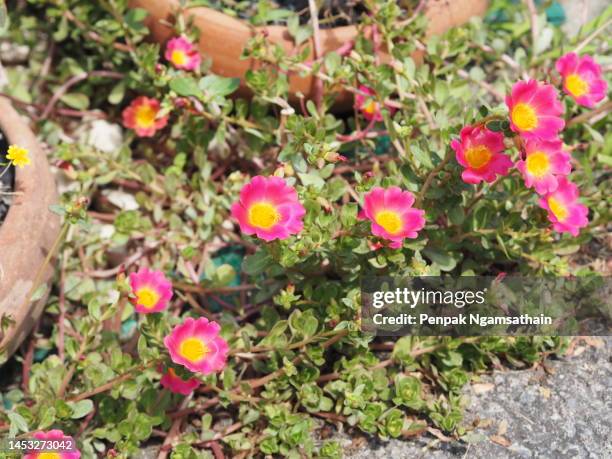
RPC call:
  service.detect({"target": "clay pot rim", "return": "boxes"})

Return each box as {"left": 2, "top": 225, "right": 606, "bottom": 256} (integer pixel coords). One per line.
{"left": 0, "top": 98, "right": 48, "bottom": 239}
{"left": 0, "top": 95, "right": 60, "bottom": 358}
{"left": 131, "top": 0, "right": 490, "bottom": 106}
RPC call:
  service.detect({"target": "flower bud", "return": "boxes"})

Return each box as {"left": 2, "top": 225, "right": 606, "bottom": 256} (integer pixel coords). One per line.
{"left": 324, "top": 150, "right": 347, "bottom": 163}
{"left": 273, "top": 165, "right": 285, "bottom": 177}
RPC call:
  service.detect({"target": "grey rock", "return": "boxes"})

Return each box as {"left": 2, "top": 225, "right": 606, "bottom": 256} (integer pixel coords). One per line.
{"left": 345, "top": 338, "right": 611, "bottom": 459}
{"left": 559, "top": 0, "right": 609, "bottom": 37}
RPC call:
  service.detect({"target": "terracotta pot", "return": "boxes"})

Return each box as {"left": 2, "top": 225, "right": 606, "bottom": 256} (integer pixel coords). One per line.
{"left": 129, "top": 0, "right": 488, "bottom": 106}
{"left": 0, "top": 97, "right": 60, "bottom": 358}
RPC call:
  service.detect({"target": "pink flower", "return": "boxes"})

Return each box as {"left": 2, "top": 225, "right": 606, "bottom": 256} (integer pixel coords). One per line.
{"left": 451, "top": 125, "right": 513, "bottom": 184}
{"left": 122, "top": 96, "right": 168, "bottom": 137}
{"left": 165, "top": 35, "right": 201, "bottom": 71}
{"left": 538, "top": 177, "right": 588, "bottom": 237}
{"left": 355, "top": 85, "right": 384, "bottom": 122}
{"left": 556, "top": 52, "right": 607, "bottom": 108}
{"left": 164, "top": 317, "right": 228, "bottom": 374}
{"left": 24, "top": 430, "right": 80, "bottom": 459}
{"left": 361, "top": 186, "right": 426, "bottom": 249}
{"left": 506, "top": 80, "right": 564, "bottom": 141}
{"left": 129, "top": 267, "right": 173, "bottom": 313}
{"left": 516, "top": 139, "right": 572, "bottom": 194}
{"left": 231, "top": 176, "right": 306, "bottom": 241}
{"left": 159, "top": 366, "right": 200, "bottom": 395}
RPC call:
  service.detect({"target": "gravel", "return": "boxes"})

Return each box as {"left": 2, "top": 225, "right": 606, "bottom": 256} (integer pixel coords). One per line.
{"left": 344, "top": 338, "right": 611, "bottom": 459}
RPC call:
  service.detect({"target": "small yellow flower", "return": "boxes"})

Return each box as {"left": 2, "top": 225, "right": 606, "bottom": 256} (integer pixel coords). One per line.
{"left": 6, "top": 145, "right": 31, "bottom": 168}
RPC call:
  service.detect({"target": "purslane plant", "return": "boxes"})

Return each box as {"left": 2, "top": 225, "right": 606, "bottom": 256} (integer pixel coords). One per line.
{"left": 452, "top": 50, "right": 607, "bottom": 238}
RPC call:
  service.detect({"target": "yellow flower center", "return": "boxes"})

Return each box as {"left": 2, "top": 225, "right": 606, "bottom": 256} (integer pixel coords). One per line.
{"left": 37, "top": 454, "right": 61, "bottom": 459}
{"left": 565, "top": 73, "right": 588, "bottom": 98}
{"left": 135, "top": 105, "right": 157, "bottom": 128}
{"left": 136, "top": 287, "right": 160, "bottom": 309}
{"left": 511, "top": 103, "right": 538, "bottom": 131}
{"left": 548, "top": 197, "right": 568, "bottom": 222}
{"left": 6, "top": 145, "right": 31, "bottom": 168}
{"left": 375, "top": 210, "right": 403, "bottom": 235}
{"left": 179, "top": 337, "right": 209, "bottom": 363}
{"left": 248, "top": 202, "right": 280, "bottom": 229}
{"left": 362, "top": 100, "right": 379, "bottom": 115}
{"left": 171, "top": 50, "right": 187, "bottom": 66}
{"left": 465, "top": 145, "right": 492, "bottom": 169}
{"left": 525, "top": 151, "right": 550, "bottom": 177}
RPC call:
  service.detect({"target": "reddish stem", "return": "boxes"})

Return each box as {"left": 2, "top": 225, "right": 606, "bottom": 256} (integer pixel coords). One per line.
{"left": 336, "top": 117, "right": 377, "bottom": 143}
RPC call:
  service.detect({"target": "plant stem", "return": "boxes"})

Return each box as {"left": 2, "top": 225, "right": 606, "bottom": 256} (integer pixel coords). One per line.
{"left": 15, "top": 222, "right": 69, "bottom": 322}
{"left": 67, "top": 362, "right": 150, "bottom": 402}
{"left": 236, "top": 330, "right": 349, "bottom": 391}
{"left": 456, "top": 68, "right": 504, "bottom": 101}
{"left": 567, "top": 100, "right": 612, "bottom": 127}
{"left": 416, "top": 149, "right": 453, "bottom": 206}
{"left": 0, "top": 164, "right": 9, "bottom": 180}
{"left": 574, "top": 17, "right": 612, "bottom": 53}
{"left": 523, "top": 0, "right": 539, "bottom": 58}
{"left": 40, "top": 70, "right": 123, "bottom": 119}
{"left": 308, "top": 0, "right": 324, "bottom": 112}
{"left": 230, "top": 329, "right": 346, "bottom": 355}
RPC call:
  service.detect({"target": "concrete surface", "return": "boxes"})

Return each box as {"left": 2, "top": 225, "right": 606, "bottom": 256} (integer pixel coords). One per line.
{"left": 343, "top": 338, "right": 611, "bottom": 459}
{"left": 559, "top": 0, "right": 609, "bottom": 37}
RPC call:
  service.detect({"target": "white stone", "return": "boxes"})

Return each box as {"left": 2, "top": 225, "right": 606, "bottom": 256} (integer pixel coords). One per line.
{"left": 99, "top": 224, "right": 116, "bottom": 239}
{"left": 103, "top": 189, "right": 139, "bottom": 211}
{"left": 85, "top": 119, "right": 123, "bottom": 154}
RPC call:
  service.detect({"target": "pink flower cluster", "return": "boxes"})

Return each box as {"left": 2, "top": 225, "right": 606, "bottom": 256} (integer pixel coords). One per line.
{"left": 354, "top": 85, "right": 397, "bottom": 122}
{"left": 556, "top": 52, "right": 607, "bottom": 108}
{"left": 127, "top": 267, "right": 228, "bottom": 395}
{"left": 122, "top": 35, "right": 201, "bottom": 137}
{"left": 165, "top": 35, "right": 201, "bottom": 71}
{"left": 359, "top": 187, "right": 425, "bottom": 249}
{"left": 159, "top": 316, "right": 228, "bottom": 394}
{"left": 129, "top": 267, "right": 173, "bottom": 313}
{"left": 23, "top": 430, "right": 81, "bottom": 458}
{"left": 451, "top": 52, "right": 603, "bottom": 237}
{"left": 355, "top": 85, "right": 384, "bottom": 121}
{"left": 232, "top": 176, "right": 426, "bottom": 250}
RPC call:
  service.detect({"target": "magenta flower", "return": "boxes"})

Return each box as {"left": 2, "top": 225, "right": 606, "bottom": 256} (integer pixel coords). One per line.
{"left": 506, "top": 80, "right": 565, "bottom": 141}
{"left": 165, "top": 35, "right": 201, "bottom": 71}
{"left": 451, "top": 125, "right": 513, "bottom": 184}
{"left": 159, "top": 366, "right": 200, "bottom": 395}
{"left": 164, "top": 317, "right": 228, "bottom": 374}
{"left": 24, "top": 430, "right": 80, "bottom": 459}
{"left": 231, "top": 176, "right": 306, "bottom": 241}
{"left": 516, "top": 139, "right": 572, "bottom": 195}
{"left": 556, "top": 52, "right": 607, "bottom": 108}
{"left": 538, "top": 177, "right": 588, "bottom": 237}
{"left": 361, "top": 186, "right": 426, "bottom": 249}
{"left": 355, "top": 85, "right": 384, "bottom": 122}
{"left": 129, "top": 267, "right": 173, "bottom": 313}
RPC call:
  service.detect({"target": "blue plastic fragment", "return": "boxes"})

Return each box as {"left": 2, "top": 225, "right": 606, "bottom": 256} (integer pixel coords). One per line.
{"left": 120, "top": 317, "right": 138, "bottom": 340}
{"left": 486, "top": 0, "right": 565, "bottom": 25}
{"left": 33, "top": 348, "right": 50, "bottom": 362}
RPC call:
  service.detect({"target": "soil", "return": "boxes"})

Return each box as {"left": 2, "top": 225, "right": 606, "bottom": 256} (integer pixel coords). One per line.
{"left": 277, "top": 0, "right": 368, "bottom": 26}
{"left": 211, "top": 0, "right": 417, "bottom": 27}
{"left": 0, "top": 132, "right": 13, "bottom": 225}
